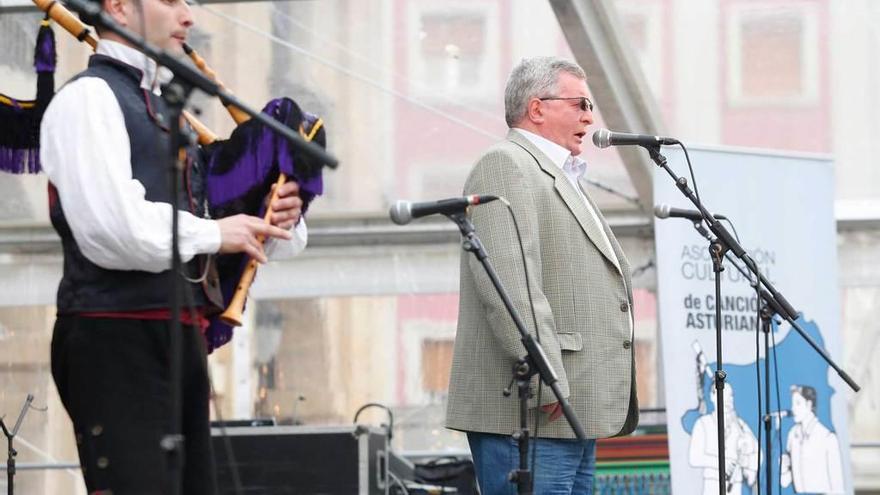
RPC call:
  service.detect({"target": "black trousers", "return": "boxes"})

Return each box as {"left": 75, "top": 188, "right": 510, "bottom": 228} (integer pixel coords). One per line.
{"left": 51, "top": 316, "right": 216, "bottom": 495}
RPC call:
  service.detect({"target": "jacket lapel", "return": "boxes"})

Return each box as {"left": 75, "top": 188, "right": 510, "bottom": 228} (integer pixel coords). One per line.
{"left": 507, "top": 130, "right": 622, "bottom": 274}
{"left": 584, "top": 182, "right": 631, "bottom": 286}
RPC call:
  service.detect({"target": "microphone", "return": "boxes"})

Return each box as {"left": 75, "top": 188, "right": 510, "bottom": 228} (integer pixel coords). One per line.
{"left": 654, "top": 204, "right": 727, "bottom": 221}
{"left": 768, "top": 409, "right": 792, "bottom": 428}
{"left": 592, "top": 128, "right": 679, "bottom": 149}
{"left": 389, "top": 195, "right": 499, "bottom": 225}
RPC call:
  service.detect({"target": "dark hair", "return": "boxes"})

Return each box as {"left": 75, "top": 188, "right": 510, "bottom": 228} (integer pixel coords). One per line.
{"left": 791, "top": 385, "right": 818, "bottom": 413}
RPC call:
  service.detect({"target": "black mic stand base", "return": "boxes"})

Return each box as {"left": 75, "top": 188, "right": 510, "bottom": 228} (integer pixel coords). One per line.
{"left": 503, "top": 359, "right": 535, "bottom": 495}
{"left": 1, "top": 395, "right": 34, "bottom": 495}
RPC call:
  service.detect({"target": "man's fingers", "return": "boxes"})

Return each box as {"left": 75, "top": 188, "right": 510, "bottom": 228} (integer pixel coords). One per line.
{"left": 269, "top": 181, "right": 301, "bottom": 199}
{"left": 271, "top": 195, "right": 303, "bottom": 212}
{"left": 271, "top": 208, "right": 300, "bottom": 225}
{"left": 271, "top": 217, "right": 297, "bottom": 231}
{"left": 251, "top": 220, "right": 293, "bottom": 240}
{"left": 245, "top": 243, "right": 267, "bottom": 263}
{"left": 218, "top": 214, "right": 294, "bottom": 258}
{"left": 276, "top": 181, "right": 300, "bottom": 196}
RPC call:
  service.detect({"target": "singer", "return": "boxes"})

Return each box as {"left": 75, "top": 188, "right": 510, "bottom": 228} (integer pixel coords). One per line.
{"left": 41, "top": 0, "right": 306, "bottom": 492}
{"left": 446, "top": 56, "right": 639, "bottom": 493}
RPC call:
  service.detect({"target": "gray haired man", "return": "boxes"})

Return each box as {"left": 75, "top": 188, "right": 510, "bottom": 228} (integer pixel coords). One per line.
{"left": 446, "top": 56, "right": 638, "bottom": 493}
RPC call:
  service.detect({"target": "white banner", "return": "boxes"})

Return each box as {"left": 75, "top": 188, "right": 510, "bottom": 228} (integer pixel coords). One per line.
{"left": 654, "top": 145, "right": 853, "bottom": 495}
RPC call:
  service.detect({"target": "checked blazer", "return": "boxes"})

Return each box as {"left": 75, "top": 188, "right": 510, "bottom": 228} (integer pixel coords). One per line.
{"left": 445, "top": 129, "right": 639, "bottom": 439}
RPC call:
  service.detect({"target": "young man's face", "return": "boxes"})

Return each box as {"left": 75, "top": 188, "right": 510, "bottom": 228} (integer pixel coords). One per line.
{"left": 791, "top": 391, "right": 812, "bottom": 422}
{"left": 111, "top": 0, "right": 193, "bottom": 54}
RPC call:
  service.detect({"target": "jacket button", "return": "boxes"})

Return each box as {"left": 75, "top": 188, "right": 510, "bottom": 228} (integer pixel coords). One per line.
{"left": 623, "top": 340, "right": 632, "bottom": 350}
{"left": 620, "top": 302, "right": 629, "bottom": 312}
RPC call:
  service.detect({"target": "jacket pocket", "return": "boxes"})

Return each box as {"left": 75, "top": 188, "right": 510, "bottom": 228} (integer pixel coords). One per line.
{"left": 557, "top": 332, "right": 583, "bottom": 351}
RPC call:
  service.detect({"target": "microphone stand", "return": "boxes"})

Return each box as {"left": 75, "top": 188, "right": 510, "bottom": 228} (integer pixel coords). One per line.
{"left": 649, "top": 146, "right": 729, "bottom": 494}
{"left": 760, "top": 303, "right": 774, "bottom": 495}
{"left": 688, "top": 220, "right": 784, "bottom": 495}
{"left": 163, "top": 77, "right": 190, "bottom": 495}
{"left": 60, "top": 2, "right": 341, "bottom": 493}
{"left": 446, "top": 211, "right": 586, "bottom": 495}
{"left": 0, "top": 395, "right": 34, "bottom": 495}
{"left": 647, "top": 144, "right": 860, "bottom": 495}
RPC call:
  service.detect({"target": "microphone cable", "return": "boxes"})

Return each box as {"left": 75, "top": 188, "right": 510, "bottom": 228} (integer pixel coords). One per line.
{"left": 677, "top": 142, "right": 703, "bottom": 207}
{"left": 753, "top": 256, "right": 763, "bottom": 494}
{"left": 771, "top": 318, "right": 785, "bottom": 495}
{"left": 181, "top": 279, "right": 244, "bottom": 495}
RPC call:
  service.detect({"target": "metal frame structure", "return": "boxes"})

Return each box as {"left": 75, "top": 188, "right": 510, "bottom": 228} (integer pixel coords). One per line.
{"left": 550, "top": 0, "right": 663, "bottom": 208}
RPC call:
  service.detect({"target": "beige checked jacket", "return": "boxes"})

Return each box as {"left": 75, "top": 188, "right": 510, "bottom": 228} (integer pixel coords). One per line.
{"left": 445, "top": 130, "right": 639, "bottom": 439}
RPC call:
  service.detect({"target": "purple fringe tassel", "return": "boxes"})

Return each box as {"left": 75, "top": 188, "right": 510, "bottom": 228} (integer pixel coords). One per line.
{"left": 0, "top": 147, "right": 41, "bottom": 174}
{"left": 0, "top": 19, "right": 55, "bottom": 174}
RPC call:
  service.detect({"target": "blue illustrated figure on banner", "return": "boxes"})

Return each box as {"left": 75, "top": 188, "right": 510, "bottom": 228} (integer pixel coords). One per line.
{"left": 681, "top": 316, "right": 845, "bottom": 494}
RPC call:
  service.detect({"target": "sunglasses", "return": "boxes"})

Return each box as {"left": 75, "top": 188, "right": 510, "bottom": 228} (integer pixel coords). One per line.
{"left": 538, "top": 96, "right": 594, "bottom": 112}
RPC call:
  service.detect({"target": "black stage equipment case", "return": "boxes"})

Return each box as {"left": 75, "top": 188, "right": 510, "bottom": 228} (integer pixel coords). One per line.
{"left": 211, "top": 424, "right": 390, "bottom": 494}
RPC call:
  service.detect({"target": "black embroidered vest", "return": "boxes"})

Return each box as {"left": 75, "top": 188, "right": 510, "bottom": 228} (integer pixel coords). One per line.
{"left": 49, "top": 55, "right": 216, "bottom": 313}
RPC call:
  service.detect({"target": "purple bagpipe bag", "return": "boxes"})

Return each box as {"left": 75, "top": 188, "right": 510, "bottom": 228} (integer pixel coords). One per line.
{"left": 201, "top": 97, "right": 326, "bottom": 353}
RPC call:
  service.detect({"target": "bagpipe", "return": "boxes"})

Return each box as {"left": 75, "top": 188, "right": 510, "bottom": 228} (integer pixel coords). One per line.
{"left": 1, "top": 1, "right": 329, "bottom": 351}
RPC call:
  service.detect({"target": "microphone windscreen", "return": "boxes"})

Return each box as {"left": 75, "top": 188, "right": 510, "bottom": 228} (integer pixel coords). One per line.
{"left": 388, "top": 201, "right": 412, "bottom": 225}
{"left": 654, "top": 204, "right": 671, "bottom": 219}
{"left": 592, "top": 129, "right": 612, "bottom": 149}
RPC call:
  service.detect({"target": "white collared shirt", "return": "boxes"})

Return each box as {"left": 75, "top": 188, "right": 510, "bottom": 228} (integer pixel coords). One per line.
{"left": 96, "top": 39, "right": 167, "bottom": 93}
{"left": 40, "top": 40, "right": 306, "bottom": 273}
{"left": 786, "top": 415, "right": 844, "bottom": 493}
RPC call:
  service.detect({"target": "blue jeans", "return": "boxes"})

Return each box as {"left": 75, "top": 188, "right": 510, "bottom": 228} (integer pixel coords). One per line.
{"left": 467, "top": 432, "right": 597, "bottom": 494}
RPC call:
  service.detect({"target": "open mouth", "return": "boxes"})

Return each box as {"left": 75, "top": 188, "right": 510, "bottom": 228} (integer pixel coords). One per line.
{"left": 575, "top": 132, "right": 586, "bottom": 140}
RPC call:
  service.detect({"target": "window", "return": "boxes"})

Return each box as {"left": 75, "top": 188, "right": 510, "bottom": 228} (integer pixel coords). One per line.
{"left": 408, "top": 2, "right": 500, "bottom": 101}
{"left": 421, "top": 338, "right": 454, "bottom": 395}
{"left": 727, "top": 3, "right": 819, "bottom": 106}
